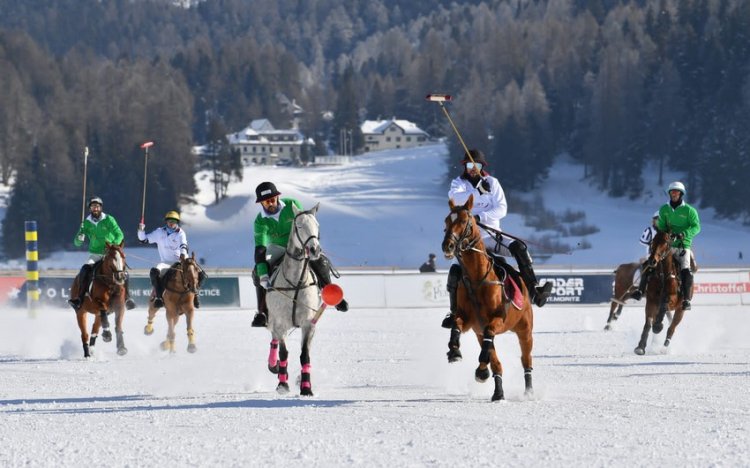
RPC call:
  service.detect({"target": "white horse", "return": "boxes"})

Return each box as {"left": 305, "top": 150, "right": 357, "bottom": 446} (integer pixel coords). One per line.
{"left": 265, "top": 203, "right": 322, "bottom": 396}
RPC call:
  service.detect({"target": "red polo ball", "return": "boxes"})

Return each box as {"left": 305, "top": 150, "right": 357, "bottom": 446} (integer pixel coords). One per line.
{"left": 321, "top": 284, "right": 344, "bottom": 306}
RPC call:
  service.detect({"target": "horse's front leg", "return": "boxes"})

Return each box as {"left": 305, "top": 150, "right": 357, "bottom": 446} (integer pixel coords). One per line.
{"left": 99, "top": 308, "right": 112, "bottom": 342}
{"left": 144, "top": 299, "right": 158, "bottom": 335}
{"left": 76, "top": 311, "right": 90, "bottom": 358}
{"left": 635, "top": 302, "right": 658, "bottom": 355}
{"left": 299, "top": 325, "right": 316, "bottom": 397}
{"left": 114, "top": 304, "right": 128, "bottom": 356}
{"left": 604, "top": 301, "right": 622, "bottom": 330}
{"left": 446, "top": 313, "right": 463, "bottom": 363}
{"left": 664, "top": 308, "right": 686, "bottom": 348}
{"left": 276, "top": 340, "right": 290, "bottom": 394}
{"left": 185, "top": 304, "right": 196, "bottom": 353}
{"left": 161, "top": 310, "right": 177, "bottom": 353}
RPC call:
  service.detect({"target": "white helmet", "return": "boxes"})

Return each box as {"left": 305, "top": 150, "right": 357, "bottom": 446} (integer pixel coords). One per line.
{"left": 667, "top": 181, "right": 686, "bottom": 195}
{"left": 652, "top": 211, "right": 660, "bottom": 219}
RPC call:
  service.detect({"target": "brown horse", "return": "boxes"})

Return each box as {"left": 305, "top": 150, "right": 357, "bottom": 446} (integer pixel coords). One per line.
{"left": 144, "top": 253, "right": 201, "bottom": 353}
{"left": 604, "top": 262, "right": 641, "bottom": 330}
{"left": 634, "top": 230, "right": 694, "bottom": 355}
{"left": 70, "top": 242, "right": 129, "bottom": 358}
{"left": 441, "top": 195, "right": 535, "bottom": 401}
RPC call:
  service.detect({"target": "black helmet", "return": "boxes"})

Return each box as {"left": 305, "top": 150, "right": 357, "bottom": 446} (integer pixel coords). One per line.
{"left": 255, "top": 182, "right": 281, "bottom": 203}
{"left": 89, "top": 196, "right": 103, "bottom": 207}
{"left": 461, "top": 149, "right": 488, "bottom": 167}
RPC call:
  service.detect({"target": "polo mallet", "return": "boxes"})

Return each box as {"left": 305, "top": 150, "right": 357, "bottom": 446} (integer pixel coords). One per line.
{"left": 139, "top": 141, "right": 154, "bottom": 225}
{"left": 311, "top": 283, "right": 345, "bottom": 325}
{"left": 80, "top": 146, "right": 89, "bottom": 227}
{"left": 426, "top": 94, "right": 476, "bottom": 165}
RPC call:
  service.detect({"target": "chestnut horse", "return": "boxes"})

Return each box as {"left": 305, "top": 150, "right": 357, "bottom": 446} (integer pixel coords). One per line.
{"left": 70, "top": 242, "right": 129, "bottom": 358}
{"left": 442, "top": 195, "right": 534, "bottom": 401}
{"left": 604, "top": 262, "right": 640, "bottom": 330}
{"left": 634, "top": 230, "right": 693, "bottom": 355}
{"left": 143, "top": 253, "right": 201, "bottom": 353}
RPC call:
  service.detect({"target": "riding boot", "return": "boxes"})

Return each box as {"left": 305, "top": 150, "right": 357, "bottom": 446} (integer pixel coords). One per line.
{"left": 631, "top": 263, "right": 652, "bottom": 301}
{"left": 124, "top": 277, "right": 136, "bottom": 310}
{"left": 150, "top": 268, "right": 164, "bottom": 309}
{"left": 510, "top": 241, "right": 552, "bottom": 307}
{"left": 69, "top": 264, "right": 93, "bottom": 310}
{"left": 442, "top": 264, "right": 461, "bottom": 328}
{"left": 680, "top": 268, "right": 693, "bottom": 310}
{"left": 251, "top": 284, "right": 268, "bottom": 327}
{"left": 193, "top": 271, "right": 206, "bottom": 309}
{"left": 310, "top": 254, "right": 349, "bottom": 312}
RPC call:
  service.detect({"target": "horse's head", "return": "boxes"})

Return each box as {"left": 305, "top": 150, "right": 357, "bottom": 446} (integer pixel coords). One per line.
{"left": 179, "top": 252, "right": 201, "bottom": 293}
{"left": 646, "top": 229, "right": 673, "bottom": 268}
{"left": 102, "top": 241, "right": 128, "bottom": 285}
{"left": 289, "top": 203, "right": 322, "bottom": 260}
{"left": 442, "top": 195, "right": 480, "bottom": 259}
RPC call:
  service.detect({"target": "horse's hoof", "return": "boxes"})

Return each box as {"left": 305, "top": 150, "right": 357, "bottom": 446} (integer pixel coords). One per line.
{"left": 144, "top": 324, "right": 154, "bottom": 336}
{"left": 475, "top": 367, "right": 490, "bottom": 383}
{"left": 276, "top": 382, "right": 290, "bottom": 394}
{"left": 300, "top": 387, "right": 314, "bottom": 397}
{"left": 634, "top": 346, "right": 645, "bottom": 355}
{"left": 491, "top": 392, "right": 505, "bottom": 401}
{"left": 102, "top": 330, "right": 112, "bottom": 342}
{"left": 160, "top": 341, "right": 170, "bottom": 351}
{"left": 604, "top": 323, "right": 611, "bottom": 331}
{"left": 664, "top": 338, "right": 671, "bottom": 348}
{"left": 652, "top": 322, "right": 664, "bottom": 334}
{"left": 447, "top": 349, "right": 462, "bottom": 363}
{"left": 268, "top": 364, "right": 279, "bottom": 374}
{"left": 187, "top": 344, "right": 197, "bottom": 354}
{"left": 524, "top": 387, "right": 534, "bottom": 399}
{"left": 117, "top": 347, "right": 128, "bottom": 356}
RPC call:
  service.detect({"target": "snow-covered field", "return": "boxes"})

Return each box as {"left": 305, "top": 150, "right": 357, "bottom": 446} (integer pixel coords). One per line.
{"left": 2, "top": 303, "right": 748, "bottom": 466}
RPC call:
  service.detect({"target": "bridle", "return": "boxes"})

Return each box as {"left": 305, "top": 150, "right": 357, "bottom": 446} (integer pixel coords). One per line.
{"left": 97, "top": 246, "right": 128, "bottom": 286}
{"left": 445, "top": 207, "right": 483, "bottom": 257}
{"left": 286, "top": 210, "right": 320, "bottom": 260}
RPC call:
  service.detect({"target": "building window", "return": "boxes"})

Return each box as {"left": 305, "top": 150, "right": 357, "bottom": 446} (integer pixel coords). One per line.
{"left": 396, "top": 137, "right": 401, "bottom": 142}
{"left": 406, "top": 137, "right": 412, "bottom": 142}
{"left": 386, "top": 137, "right": 391, "bottom": 142}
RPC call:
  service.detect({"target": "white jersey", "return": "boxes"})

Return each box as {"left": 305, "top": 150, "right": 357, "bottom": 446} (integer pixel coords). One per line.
{"left": 639, "top": 226, "right": 657, "bottom": 254}
{"left": 449, "top": 173, "right": 508, "bottom": 252}
{"left": 138, "top": 226, "right": 188, "bottom": 264}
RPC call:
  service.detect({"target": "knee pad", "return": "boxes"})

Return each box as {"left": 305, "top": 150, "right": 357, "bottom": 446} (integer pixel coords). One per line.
{"left": 447, "top": 264, "right": 461, "bottom": 292}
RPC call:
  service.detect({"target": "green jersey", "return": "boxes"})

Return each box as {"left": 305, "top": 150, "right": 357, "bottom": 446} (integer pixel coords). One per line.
{"left": 74, "top": 213, "right": 124, "bottom": 255}
{"left": 254, "top": 198, "right": 303, "bottom": 276}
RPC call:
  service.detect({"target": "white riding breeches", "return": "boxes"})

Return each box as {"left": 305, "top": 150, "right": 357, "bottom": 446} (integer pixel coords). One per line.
{"left": 671, "top": 247, "right": 693, "bottom": 271}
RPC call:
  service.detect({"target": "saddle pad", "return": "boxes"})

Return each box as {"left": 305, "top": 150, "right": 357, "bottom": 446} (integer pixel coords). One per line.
{"left": 503, "top": 273, "right": 525, "bottom": 309}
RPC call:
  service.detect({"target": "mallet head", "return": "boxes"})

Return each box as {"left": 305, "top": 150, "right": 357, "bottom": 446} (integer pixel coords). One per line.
{"left": 426, "top": 94, "right": 452, "bottom": 102}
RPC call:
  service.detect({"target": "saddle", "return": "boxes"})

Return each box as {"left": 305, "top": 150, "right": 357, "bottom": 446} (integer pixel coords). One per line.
{"left": 489, "top": 256, "right": 525, "bottom": 309}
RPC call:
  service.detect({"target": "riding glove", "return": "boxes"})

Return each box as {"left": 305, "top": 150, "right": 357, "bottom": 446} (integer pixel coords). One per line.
{"left": 259, "top": 275, "right": 271, "bottom": 289}
{"left": 76, "top": 233, "right": 86, "bottom": 243}
{"left": 475, "top": 178, "right": 491, "bottom": 195}
{"left": 138, "top": 223, "right": 145, "bottom": 232}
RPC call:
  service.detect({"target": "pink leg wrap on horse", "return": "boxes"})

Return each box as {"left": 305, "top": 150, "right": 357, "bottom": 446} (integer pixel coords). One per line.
{"left": 268, "top": 340, "right": 279, "bottom": 367}
{"left": 301, "top": 364, "right": 312, "bottom": 389}
{"left": 278, "top": 361, "right": 289, "bottom": 383}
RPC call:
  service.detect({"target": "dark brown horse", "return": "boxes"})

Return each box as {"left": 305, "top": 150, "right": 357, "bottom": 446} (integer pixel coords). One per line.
{"left": 70, "top": 242, "right": 129, "bottom": 358}
{"left": 604, "top": 262, "right": 641, "bottom": 330}
{"left": 144, "top": 253, "right": 201, "bottom": 353}
{"left": 442, "top": 195, "right": 534, "bottom": 401}
{"left": 634, "top": 230, "right": 694, "bottom": 355}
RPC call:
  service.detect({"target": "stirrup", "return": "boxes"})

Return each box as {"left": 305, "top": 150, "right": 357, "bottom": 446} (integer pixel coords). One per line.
{"left": 251, "top": 311, "right": 267, "bottom": 327}
{"left": 68, "top": 298, "right": 82, "bottom": 310}
{"left": 125, "top": 298, "right": 136, "bottom": 310}
{"left": 630, "top": 289, "right": 643, "bottom": 301}
{"left": 193, "top": 296, "right": 201, "bottom": 309}
{"left": 153, "top": 297, "right": 164, "bottom": 309}
{"left": 682, "top": 300, "right": 691, "bottom": 311}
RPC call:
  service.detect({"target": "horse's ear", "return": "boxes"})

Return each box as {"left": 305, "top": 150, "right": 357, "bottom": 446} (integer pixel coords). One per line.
{"left": 180, "top": 253, "right": 186, "bottom": 261}
{"left": 465, "top": 194, "right": 474, "bottom": 211}
{"left": 449, "top": 199, "right": 456, "bottom": 210}
{"left": 119, "top": 240, "right": 124, "bottom": 248}
{"left": 191, "top": 251, "right": 196, "bottom": 260}
{"left": 105, "top": 241, "right": 111, "bottom": 248}
{"left": 311, "top": 203, "right": 320, "bottom": 215}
